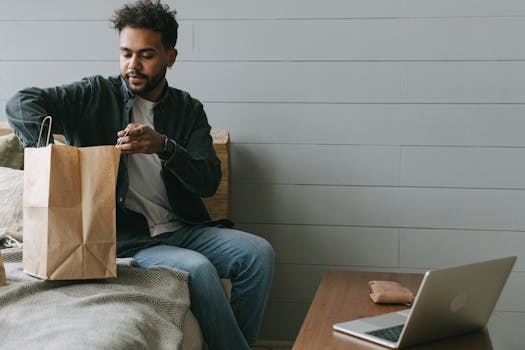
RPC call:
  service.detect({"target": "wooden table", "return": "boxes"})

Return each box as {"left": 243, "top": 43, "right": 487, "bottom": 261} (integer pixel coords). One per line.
{"left": 292, "top": 270, "right": 520, "bottom": 350}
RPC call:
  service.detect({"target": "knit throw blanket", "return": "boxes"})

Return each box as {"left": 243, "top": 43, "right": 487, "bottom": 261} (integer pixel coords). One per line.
{"left": 0, "top": 247, "right": 190, "bottom": 350}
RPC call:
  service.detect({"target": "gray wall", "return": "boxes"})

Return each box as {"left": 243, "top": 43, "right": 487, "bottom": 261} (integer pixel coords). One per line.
{"left": 1, "top": 0, "right": 524, "bottom": 342}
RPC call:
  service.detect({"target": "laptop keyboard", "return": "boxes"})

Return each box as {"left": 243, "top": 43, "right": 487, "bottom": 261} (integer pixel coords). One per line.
{"left": 366, "top": 324, "right": 404, "bottom": 342}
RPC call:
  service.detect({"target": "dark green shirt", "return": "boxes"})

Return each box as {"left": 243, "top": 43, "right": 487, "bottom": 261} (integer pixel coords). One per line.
{"left": 6, "top": 75, "right": 222, "bottom": 255}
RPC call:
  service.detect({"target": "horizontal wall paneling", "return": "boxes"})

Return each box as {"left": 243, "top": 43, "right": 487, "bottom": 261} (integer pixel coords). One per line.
{"left": 0, "top": 22, "right": 193, "bottom": 61}
{"left": 232, "top": 184, "right": 525, "bottom": 230}
{"left": 400, "top": 229, "right": 525, "bottom": 270}
{"left": 2, "top": 62, "right": 524, "bottom": 103}
{"left": 401, "top": 147, "right": 525, "bottom": 189}
{"left": 232, "top": 184, "right": 401, "bottom": 227}
{"left": 2, "top": 1, "right": 525, "bottom": 20}
{"left": 259, "top": 301, "right": 309, "bottom": 341}
{"left": 178, "top": 62, "right": 525, "bottom": 103}
{"left": 207, "top": 103, "right": 525, "bottom": 147}
{"left": 231, "top": 144, "right": 400, "bottom": 185}
{"left": 239, "top": 223, "right": 399, "bottom": 266}
{"left": 194, "top": 18, "right": 525, "bottom": 61}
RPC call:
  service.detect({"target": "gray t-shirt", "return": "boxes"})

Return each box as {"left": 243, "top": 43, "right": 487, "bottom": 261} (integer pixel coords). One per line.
{"left": 125, "top": 96, "right": 184, "bottom": 236}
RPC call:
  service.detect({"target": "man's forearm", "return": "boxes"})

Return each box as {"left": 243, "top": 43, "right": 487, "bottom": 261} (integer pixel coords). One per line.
{"left": 6, "top": 88, "right": 54, "bottom": 147}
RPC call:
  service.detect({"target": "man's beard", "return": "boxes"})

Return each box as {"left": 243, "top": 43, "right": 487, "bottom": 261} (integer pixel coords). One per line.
{"left": 123, "top": 68, "right": 167, "bottom": 96}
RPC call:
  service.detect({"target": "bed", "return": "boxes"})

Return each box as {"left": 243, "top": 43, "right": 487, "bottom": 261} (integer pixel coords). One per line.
{"left": 0, "top": 122, "right": 231, "bottom": 350}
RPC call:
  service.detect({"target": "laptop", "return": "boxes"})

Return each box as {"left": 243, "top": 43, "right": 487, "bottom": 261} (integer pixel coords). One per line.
{"left": 333, "top": 256, "right": 516, "bottom": 348}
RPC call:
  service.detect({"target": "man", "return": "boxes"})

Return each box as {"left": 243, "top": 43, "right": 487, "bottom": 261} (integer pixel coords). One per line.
{"left": 6, "top": 1, "right": 275, "bottom": 349}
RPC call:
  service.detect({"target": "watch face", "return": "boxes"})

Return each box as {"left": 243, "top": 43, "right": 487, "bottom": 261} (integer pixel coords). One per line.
{"left": 167, "top": 139, "right": 176, "bottom": 154}
{"left": 158, "top": 138, "right": 175, "bottom": 160}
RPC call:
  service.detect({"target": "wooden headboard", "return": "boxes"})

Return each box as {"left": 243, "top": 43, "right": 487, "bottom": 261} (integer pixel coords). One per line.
{"left": 0, "top": 121, "right": 10, "bottom": 135}
{"left": 0, "top": 121, "right": 230, "bottom": 220}
{"left": 205, "top": 130, "right": 231, "bottom": 220}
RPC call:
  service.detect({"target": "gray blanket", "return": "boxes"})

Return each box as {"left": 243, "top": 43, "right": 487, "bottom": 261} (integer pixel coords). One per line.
{"left": 0, "top": 247, "right": 190, "bottom": 350}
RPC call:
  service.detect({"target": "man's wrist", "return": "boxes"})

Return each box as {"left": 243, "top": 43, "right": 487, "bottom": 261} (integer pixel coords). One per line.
{"left": 157, "top": 136, "right": 176, "bottom": 160}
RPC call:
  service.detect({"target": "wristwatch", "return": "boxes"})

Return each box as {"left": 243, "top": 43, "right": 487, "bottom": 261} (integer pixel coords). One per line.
{"left": 158, "top": 136, "right": 176, "bottom": 160}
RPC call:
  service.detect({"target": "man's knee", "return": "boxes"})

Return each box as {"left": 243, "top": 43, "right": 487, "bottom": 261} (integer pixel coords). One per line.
{"left": 183, "top": 254, "right": 217, "bottom": 277}
{"left": 256, "top": 237, "right": 275, "bottom": 266}
{"left": 245, "top": 236, "right": 275, "bottom": 275}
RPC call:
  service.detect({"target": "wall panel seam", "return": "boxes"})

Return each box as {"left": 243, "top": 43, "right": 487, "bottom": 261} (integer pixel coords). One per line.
{"left": 232, "top": 183, "right": 525, "bottom": 190}
{"left": 239, "top": 222, "right": 525, "bottom": 233}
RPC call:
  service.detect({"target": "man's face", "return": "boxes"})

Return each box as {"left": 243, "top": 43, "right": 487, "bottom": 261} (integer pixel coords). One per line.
{"left": 119, "top": 26, "right": 177, "bottom": 101}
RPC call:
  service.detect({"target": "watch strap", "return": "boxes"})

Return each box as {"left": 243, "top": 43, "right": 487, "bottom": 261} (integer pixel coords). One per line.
{"left": 158, "top": 136, "right": 176, "bottom": 160}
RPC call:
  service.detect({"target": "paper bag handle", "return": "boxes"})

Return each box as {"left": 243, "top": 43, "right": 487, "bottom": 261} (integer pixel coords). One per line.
{"left": 37, "top": 116, "right": 53, "bottom": 148}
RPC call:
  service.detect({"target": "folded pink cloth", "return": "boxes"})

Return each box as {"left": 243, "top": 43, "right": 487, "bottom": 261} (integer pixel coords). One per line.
{"left": 369, "top": 280, "right": 414, "bottom": 304}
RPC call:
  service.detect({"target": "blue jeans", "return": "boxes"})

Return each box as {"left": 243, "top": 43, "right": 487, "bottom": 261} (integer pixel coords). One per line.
{"left": 132, "top": 225, "right": 275, "bottom": 350}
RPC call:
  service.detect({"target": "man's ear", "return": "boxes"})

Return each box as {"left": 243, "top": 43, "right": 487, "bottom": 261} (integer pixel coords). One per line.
{"left": 167, "top": 48, "right": 177, "bottom": 68}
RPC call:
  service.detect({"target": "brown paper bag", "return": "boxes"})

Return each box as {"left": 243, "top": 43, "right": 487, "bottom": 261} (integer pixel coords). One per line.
{"left": 23, "top": 118, "right": 120, "bottom": 279}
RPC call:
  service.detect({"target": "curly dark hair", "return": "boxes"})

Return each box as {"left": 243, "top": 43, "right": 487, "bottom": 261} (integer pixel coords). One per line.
{"left": 111, "top": 0, "right": 178, "bottom": 49}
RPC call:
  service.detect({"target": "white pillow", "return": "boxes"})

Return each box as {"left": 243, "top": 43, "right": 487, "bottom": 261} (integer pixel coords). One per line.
{"left": 0, "top": 166, "right": 23, "bottom": 243}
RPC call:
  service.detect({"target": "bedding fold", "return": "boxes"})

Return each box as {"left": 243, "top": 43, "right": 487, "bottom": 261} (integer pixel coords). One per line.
{"left": 0, "top": 247, "right": 190, "bottom": 350}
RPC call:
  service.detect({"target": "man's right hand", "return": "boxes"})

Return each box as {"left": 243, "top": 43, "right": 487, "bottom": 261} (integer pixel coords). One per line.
{"left": 116, "top": 123, "right": 165, "bottom": 155}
